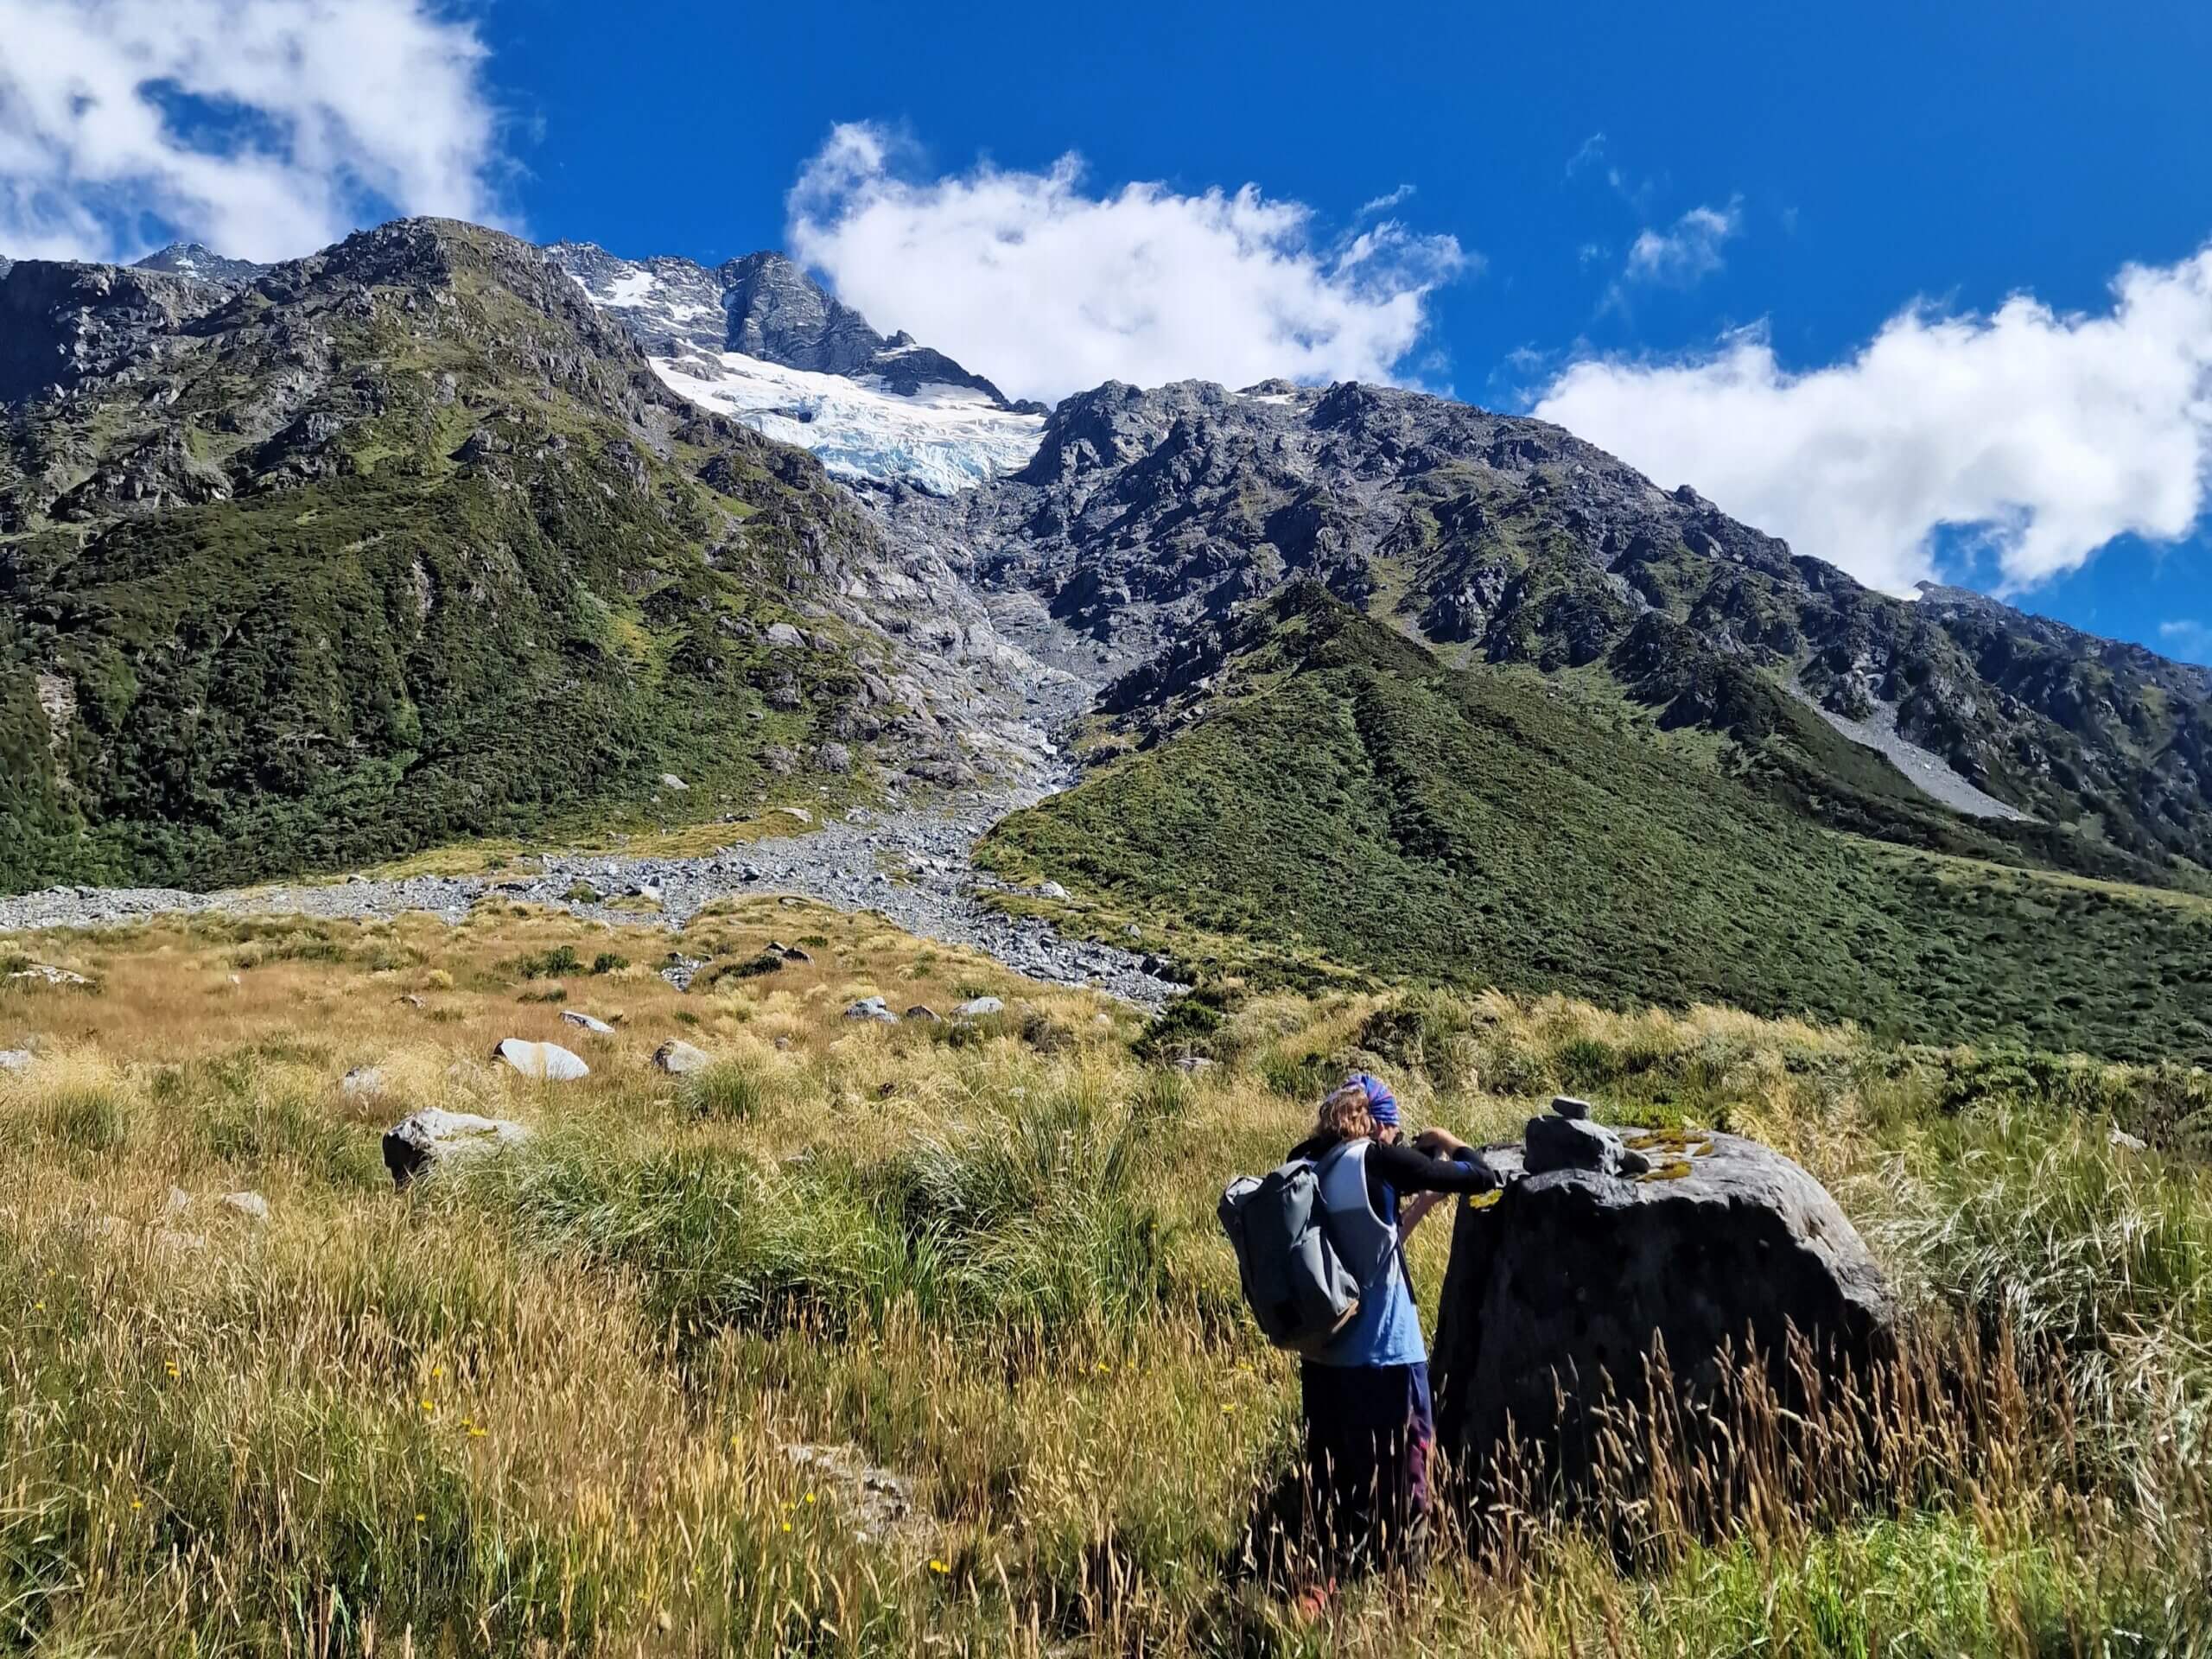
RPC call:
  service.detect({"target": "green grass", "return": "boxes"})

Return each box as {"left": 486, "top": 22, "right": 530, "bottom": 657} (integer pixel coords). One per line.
{"left": 984, "top": 588, "right": 2212, "bottom": 1062}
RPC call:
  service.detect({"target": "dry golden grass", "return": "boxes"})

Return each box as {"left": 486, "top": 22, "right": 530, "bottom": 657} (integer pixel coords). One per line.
{"left": 3, "top": 904, "right": 2209, "bottom": 1654}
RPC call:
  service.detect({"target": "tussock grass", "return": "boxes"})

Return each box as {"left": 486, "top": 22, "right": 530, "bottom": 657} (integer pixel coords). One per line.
{"left": 3, "top": 905, "right": 2209, "bottom": 1651}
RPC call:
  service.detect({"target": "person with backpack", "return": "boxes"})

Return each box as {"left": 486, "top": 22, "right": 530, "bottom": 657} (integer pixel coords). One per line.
{"left": 1220, "top": 1071, "right": 1499, "bottom": 1592}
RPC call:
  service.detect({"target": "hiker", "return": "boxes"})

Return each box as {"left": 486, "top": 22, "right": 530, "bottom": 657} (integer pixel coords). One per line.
{"left": 1287, "top": 1073, "right": 1498, "bottom": 1582}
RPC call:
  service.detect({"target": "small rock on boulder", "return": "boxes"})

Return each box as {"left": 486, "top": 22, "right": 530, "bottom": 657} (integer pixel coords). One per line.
{"left": 653, "top": 1039, "right": 713, "bottom": 1075}
{"left": 1523, "top": 1113, "right": 1648, "bottom": 1177}
{"left": 1432, "top": 1130, "right": 1896, "bottom": 1515}
{"left": 382, "top": 1108, "right": 532, "bottom": 1188}
{"left": 492, "top": 1039, "right": 590, "bottom": 1081}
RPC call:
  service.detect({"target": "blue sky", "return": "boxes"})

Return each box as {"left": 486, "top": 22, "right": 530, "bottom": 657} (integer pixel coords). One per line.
{"left": 4, "top": 0, "right": 2211, "bottom": 660}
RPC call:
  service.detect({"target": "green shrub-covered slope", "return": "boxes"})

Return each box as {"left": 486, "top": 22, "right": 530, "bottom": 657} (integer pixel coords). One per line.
{"left": 0, "top": 221, "right": 893, "bottom": 892}
{"left": 984, "top": 587, "right": 2212, "bottom": 1061}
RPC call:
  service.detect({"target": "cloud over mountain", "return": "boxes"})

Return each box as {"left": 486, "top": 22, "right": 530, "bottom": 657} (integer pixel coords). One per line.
{"left": 0, "top": 0, "right": 506, "bottom": 264}
{"left": 1537, "top": 245, "right": 2212, "bottom": 594}
{"left": 786, "top": 122, "right": 1468, "bottom": 404}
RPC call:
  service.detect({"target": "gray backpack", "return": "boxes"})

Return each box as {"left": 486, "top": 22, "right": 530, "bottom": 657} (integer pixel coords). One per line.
{"left": 1218, "top": 1141, "right": 1399, "bottom": 1355}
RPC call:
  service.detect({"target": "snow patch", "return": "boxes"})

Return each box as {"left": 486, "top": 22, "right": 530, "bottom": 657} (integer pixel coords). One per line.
{"left": 652, "top": 351, "right": 1044, "bottom": 494}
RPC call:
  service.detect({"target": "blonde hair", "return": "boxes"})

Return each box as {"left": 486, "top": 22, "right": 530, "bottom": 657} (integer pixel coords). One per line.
{"left": 1316, "top": 1082, "right": 1378, "bottom": 1142}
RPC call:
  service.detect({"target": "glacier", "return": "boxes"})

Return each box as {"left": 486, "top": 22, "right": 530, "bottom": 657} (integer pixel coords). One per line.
{"left": 652, "top": 352, "right": 1044, "bottom": 495}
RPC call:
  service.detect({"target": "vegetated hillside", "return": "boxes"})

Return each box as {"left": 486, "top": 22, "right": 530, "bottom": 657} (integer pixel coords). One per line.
{"left": 982, "top": 587, "right": 2212, "bottom": 1061}
{"left": 0, "top": 220, "right": 1007, "bottom": 893}
{"left": 916, "top": 378, "right": 2212, "bottom": 883}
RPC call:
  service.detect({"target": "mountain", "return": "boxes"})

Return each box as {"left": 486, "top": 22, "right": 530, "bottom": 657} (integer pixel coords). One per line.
{"left": 131, "top": 241, "right": 268, "bottom": 285}
{"left": 0, "top": 219, "right": 1050, "bottom": 892}
{"left": 980, "top": 585, "right": 2212, "bottom": 1060}
{"left": 548, "top": 242, "right": 1046, "bottom": 494}
{"left": 895, "top": 378, "right": 2212, "bottom": 881}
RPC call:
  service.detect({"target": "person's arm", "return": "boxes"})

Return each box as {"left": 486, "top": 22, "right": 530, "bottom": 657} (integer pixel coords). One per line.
{"left": 1367, "top": 1137, "right": 1500, "bottom": 1195}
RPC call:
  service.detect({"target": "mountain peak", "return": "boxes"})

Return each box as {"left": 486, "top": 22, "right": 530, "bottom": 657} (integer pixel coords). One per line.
{"left": 131, "top": 241, "right": 264, "bottom": 284}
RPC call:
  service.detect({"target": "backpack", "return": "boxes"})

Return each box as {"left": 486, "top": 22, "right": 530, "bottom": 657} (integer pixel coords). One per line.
{"left": 1218, "top": 1141, "right": 1400, "bottom": 1355}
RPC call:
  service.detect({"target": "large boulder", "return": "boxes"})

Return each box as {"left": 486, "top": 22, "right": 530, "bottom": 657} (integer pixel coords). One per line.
{"left": 492, "top": 1039, "right": 589, "bottom": 1081}
{"left": 381, "top": 1108, "right": 532, "bottom": 1188}
{"left": 1432, "top": 1128, "right": 1895, "bottom": 1515}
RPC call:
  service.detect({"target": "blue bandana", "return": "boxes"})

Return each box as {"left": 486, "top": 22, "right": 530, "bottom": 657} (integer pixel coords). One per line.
{"left": 1349, "top": 1072, "right": 1399, "bottom": 1128}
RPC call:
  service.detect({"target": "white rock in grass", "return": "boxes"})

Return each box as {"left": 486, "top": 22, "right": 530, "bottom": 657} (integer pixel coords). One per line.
{"left": 659, "top": 772, "right": 690, "bottom": 791}
{"left": 2109, "top": 1125, "right": 2148, "bottom": 1154}
{"left": 492, "top": 1039, "right": 589, "bottom": 1082}
{"left": 842, "top": 996, "right": 899, "bottom": 1025}
{"left": 10, "top": 963, "right": 87, "bottom": 987}
{"left": 340, "top": 1065, "right": 385, "bottom": 1096}
{"left": 952, "top": 996, "right": 1004, "bottom": 1019}
{"left": 0, "top": 1049, "right": 33, "bottom": 1072}
{"left": 652, "top": 1039, "right": 713, "bottom": 1074}
{"left": 382, "top": 1108, "right": 532, "bottom": 1188}
{"left": 561, "top": 1011, "right": 616, "bottom": 1035}
{"left": 219, "top": 1191, "right": 270, "bottom": 1223}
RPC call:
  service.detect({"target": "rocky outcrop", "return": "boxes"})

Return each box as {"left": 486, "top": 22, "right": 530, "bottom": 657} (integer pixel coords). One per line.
{"left": 1431, "top": 1123, "right": 1895, "bottom": 1514}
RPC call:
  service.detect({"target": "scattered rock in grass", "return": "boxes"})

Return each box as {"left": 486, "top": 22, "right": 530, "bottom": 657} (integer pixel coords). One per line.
{"left": 783, "top": 1444, "right": 927, "bottom": 1545}
{"left": 653, "top": 1039, "right": 712, "bottom": 1074}
{"left": 659, "top": 773, "right": 689, "bottom": 791}
{"left": 660, "top": 955, "right": 708, "bottom": 991}
{"left": 163, "top": 1185, "right": 193, "bottom": 1215}
{"left": 2110, "top": 1125, "right": 2148, "bottom": 1153}
{"left": 1549, "top": 1095, "right": 1593, "bottom": 1121}
{"left": 904, "top": 1005, "right": 941, "bottom": 1022}
{"left": 843, "top": 996, "right": 899, "bottom": 1024}
{"left": 777, "top": 806, "right": 811, "bottom": 825}
{"left": 1038, "top": 880, "right": 1071, "bottom": 900}
{"left": 765, "top": 622, "right": 805, "bottom": 649}
{"left": 220, "top": 1191, "right": 270, "bottom": 1223}
{"left": 953, "top": 996, "right": 1004, "bottom": 1019}
{"left": 382, "top": 1108, "right": 532, "bottom": 1188}
{"left": 0, "top": 1049, "right": 32, "bottom": 1072}
{"left": 340, "top": 1065, "right": 385, "bottom": 1097}
{"left": 10, "top": 963, "right": 88, "bottom": 987}
{"left": 561, "top": 1010, "right": 616, "bottom": 1035}
{"left": 1433, "top": 1131, "right": 1897, "bottom": 1517}
{"left": 400, "top": 994, "right": 427, "bottom": 1009}
{"left": 1173, "top": 1055, "right": 1214, "bottom": 1073}
{"left": 492, "top": 1039, "right": 589, "bottom": 1081}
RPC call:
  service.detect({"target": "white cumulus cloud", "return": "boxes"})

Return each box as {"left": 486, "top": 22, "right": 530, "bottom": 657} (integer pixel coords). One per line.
{"left": 786, "top": 122, "right": 1469, "bottom": 404}
{"left": 1535, "top": 246, "right": 2212, "bottom": 594}
{"left": 0, "top": 0, "right": 507, "bottom": 264}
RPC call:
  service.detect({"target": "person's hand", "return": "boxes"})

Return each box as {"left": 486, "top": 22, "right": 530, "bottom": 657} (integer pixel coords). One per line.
{"left": 1415, "top": 1126, "right": 1472, "bottom": 1160}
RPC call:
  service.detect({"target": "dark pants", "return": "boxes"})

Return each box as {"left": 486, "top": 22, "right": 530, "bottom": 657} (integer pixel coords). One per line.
{"left": 1297, "top": 1359, "right": 1435, "bottom": 1575}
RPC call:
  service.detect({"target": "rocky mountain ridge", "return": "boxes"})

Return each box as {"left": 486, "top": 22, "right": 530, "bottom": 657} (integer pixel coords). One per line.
{"left": 887, "top": 377, "right": 2212, "bottom": 877}
{"left": 545, "top": 240, "right": 1030, "bottom": 409}
{"left": 7, "top": 213, "right": 2212, "bottom": 906}
{"left": 0, "top": 219, "right": 1066, "bottom": 892}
